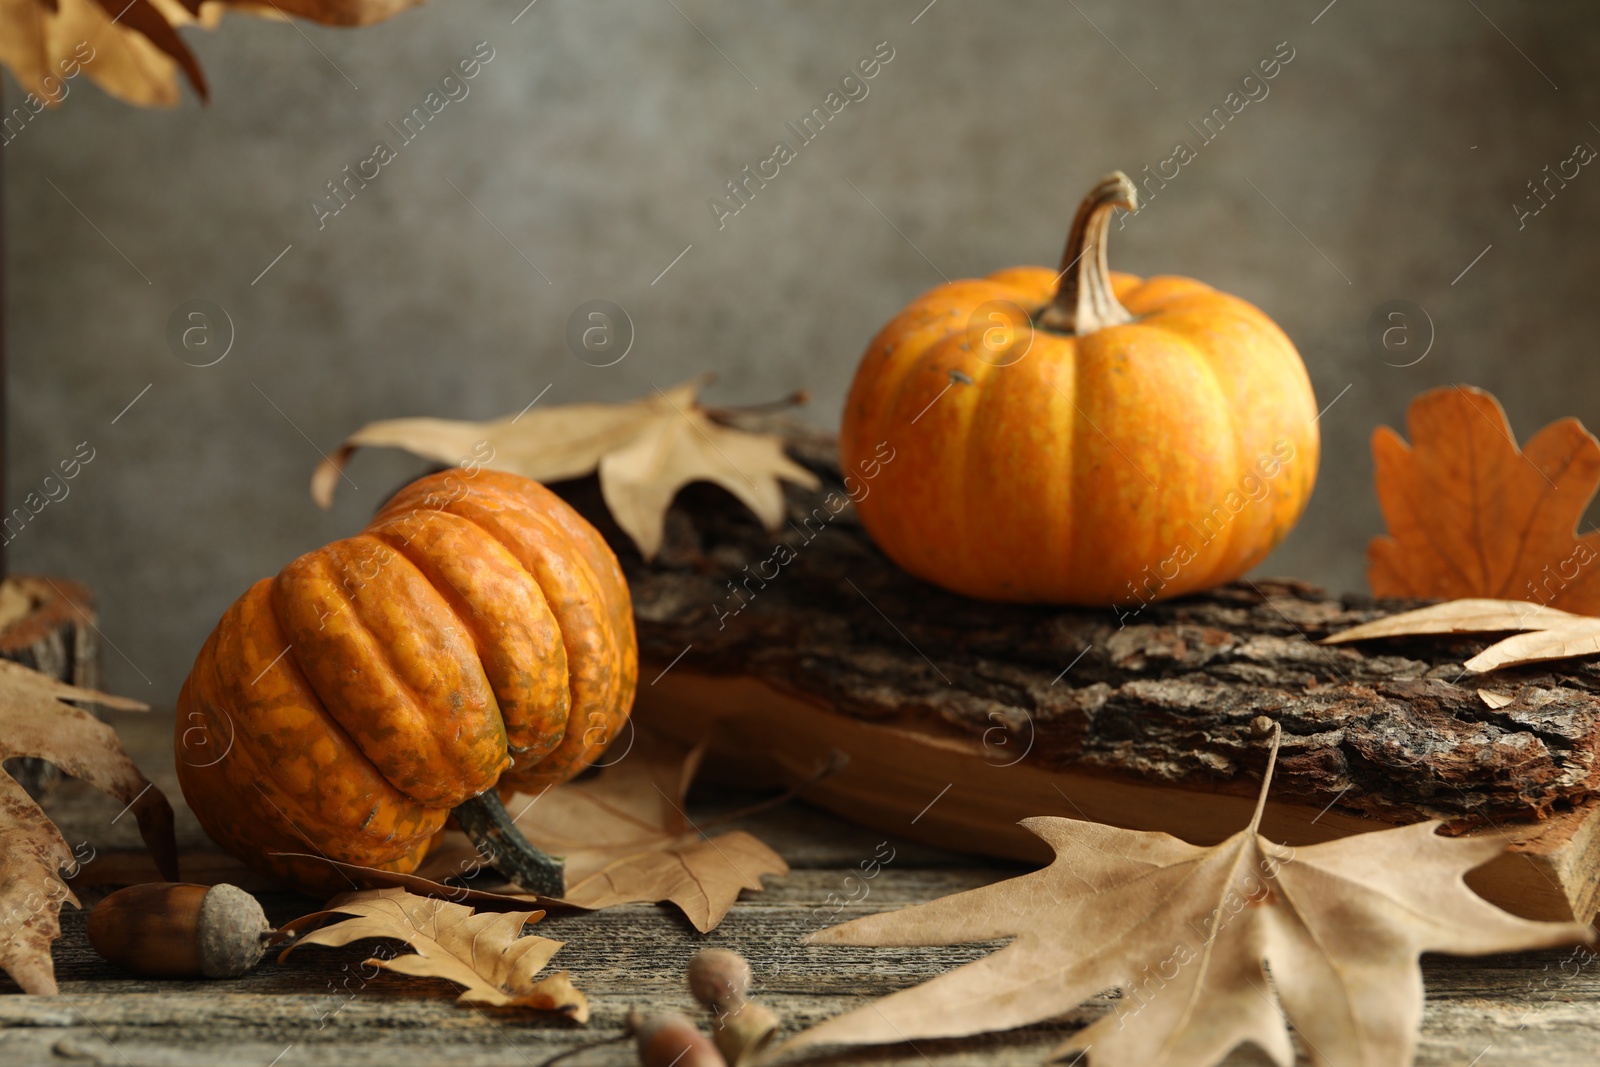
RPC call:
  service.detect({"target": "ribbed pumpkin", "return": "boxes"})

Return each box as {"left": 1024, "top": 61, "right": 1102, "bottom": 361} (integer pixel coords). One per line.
{"left": 840, "top": 172, "right": 1319, "bottom": 606}
{"left": 175, "top": 468, "right": 637, "bottom": 895}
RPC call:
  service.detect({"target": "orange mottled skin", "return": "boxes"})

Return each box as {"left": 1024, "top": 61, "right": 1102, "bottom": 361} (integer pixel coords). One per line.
{"left": 840, "top": 267, "right": 1319, "bottom": 605}
{"left": 175, "top": 470, "right": 638, "bottom": 893}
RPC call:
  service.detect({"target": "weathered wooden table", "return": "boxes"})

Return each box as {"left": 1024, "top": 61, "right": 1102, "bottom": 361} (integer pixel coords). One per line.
{"left": 10, "top": 423, "right": 1600, "bottom": 1065}
{"left": 2, "top": 710, "right": 1598, "bottom": 1067}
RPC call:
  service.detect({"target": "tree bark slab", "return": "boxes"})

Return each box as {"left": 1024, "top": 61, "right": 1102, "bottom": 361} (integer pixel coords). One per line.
{"left": 555, "top": 421, "right": 1600, "bottom": 922}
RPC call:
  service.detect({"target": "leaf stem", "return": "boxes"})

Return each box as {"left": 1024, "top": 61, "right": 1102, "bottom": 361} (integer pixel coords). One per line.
{"left": 1247, "top": 721, "right": 1284, "bottom": 835}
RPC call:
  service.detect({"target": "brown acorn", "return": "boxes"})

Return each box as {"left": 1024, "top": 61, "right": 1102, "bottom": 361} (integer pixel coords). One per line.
{"left": 687, "top": 948, "right": 752, "bottom": 1013}
{"left": 87, "top": 883, "right": 274, "bottom": 979}
{"left": 626, "top": 1010, "right": 725, "bottom": 1067}
{"left": 686, "top": 950, "right": 778, "bottom": 1065}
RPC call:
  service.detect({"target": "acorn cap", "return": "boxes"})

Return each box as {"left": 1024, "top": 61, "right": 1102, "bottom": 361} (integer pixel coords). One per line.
{"left": 712, "top": 1001, "right": 779, "bottom": 1067}
{"left": 197, "top": 884, "right": 272, "bottom": 978}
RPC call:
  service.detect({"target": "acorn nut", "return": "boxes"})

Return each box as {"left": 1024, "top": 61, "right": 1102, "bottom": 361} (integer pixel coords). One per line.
{"left": 626, "top": 1010, "right": 725, "bottom": 1067}
{"left": 687, "top": 948, "right": 752, "bottom": 1012}
{"left": 87, "top": 883, "right": 274, "bottom": 979}
{"left": 687, "top": 949, "right": 777, "bottom": 1065}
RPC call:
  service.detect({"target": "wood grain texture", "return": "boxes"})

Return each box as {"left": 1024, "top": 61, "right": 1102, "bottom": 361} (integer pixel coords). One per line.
{"left": 3, "top": 715, "right": 1599, "bottom": 1065}
{"left": 10, "top": 428, "right": 1600, "bottom": 1063}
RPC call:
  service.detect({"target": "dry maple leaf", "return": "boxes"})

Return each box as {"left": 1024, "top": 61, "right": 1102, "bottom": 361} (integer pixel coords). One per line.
{"left": 311, "top": 375, "right": 821, "bottom": 560}
{"left": 1321, "top": 597, "right": 1600, "bottom": 673}
{"left": 1368, "top": 385, "right": 1600, "bottom": 613}
{"left": 415, "top": 730, "right": 790, "bottom": 932}
{"left": 0, "top": 659, "right": 178, "bottom": 994}
{"left": 280, "top": 886, "right": 589, "bottom": 1021}
{"left": 0, "top": 0, "right": 423, "bottom": 109}
{"left": 783, "top": 727, "right": 1590, "bottom": 1067}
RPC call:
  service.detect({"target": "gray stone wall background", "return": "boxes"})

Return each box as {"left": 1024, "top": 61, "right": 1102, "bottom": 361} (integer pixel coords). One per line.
{"left": 5, "top": 0, "right": 1599, "bottom": 701}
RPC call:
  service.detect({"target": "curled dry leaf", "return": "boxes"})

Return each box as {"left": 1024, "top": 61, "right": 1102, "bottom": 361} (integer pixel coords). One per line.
{"left": 280, "top": 886, "right": 588, "bottom": 1021}
{"left": 312, "top": 375, "right": 820, "bottom": 561}
{"left": 0, "top": 0, "right": 423, "bottom": 109}
{"left": 1368, "top": 385, "right": 1600, "bottom": 612}
{"left": 0, "top": 0, "right": 212, "bottom": 108}
{"left": 1321, "top": 598, "right": 1585, "bottom": 644}
{"left": 783, "top": 728, "right": 1591, "bottom": 1067}
{"left": 416, "top": 730, "right": 789, "bottom": 932}
{"left": 1321, "top": 597, "right": 1600, "bottom": 673}
{"left": 1464, "top": 623, "right": 1600, "bottom": 674}
{"left": 0, "top": 660, "right": 177, "bottom": 994}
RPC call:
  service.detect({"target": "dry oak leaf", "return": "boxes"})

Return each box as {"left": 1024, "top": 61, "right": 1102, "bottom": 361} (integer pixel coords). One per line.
{"left": 784, "top": 730, "right": 1590, "bottom": 1067}
{"left": 280, "top": 886, "right": 588, "bottom": 1021}
{"left": 1321, "top": 597, "right": 1600, "bottom": 673}
{"left": 0, "top": 0, "right": 423, "bottom": 110}
{"left": 312, "top": 375, "right": 820, "bottom": 560}
{"left": 0, "top": 659, "right": 177, "bottom": 994}
{"left": 0, "top": 0, "right": 217, "bottom": 108}
{"left": 1368, "top": 385, "right": 1600, "bottom": 613}
{"left": 415, "top": 730, "right": 789, "bottom": 932}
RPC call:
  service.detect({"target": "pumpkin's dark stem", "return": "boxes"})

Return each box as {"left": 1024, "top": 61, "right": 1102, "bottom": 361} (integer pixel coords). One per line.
{"left": 1038, "top": 171, "right": 1140, "bottom": 335}
{"left": 452, "top": 791, "right": 566, "bottom": 898}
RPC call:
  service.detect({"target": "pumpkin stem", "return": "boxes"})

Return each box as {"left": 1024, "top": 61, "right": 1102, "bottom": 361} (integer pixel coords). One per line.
{"left": 1038, "top": 171, "right": 1140, "bottom": 335}
{"left": 452, "top": 791, "right": 566, "bottom": 898}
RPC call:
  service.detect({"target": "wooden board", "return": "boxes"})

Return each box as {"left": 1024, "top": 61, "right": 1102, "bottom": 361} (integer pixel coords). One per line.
{"left": 637, "top": 671, "right": 1600, "bottom": 923}
{"left": 6, "top": 713, "right": 1600, "bottom": 1066}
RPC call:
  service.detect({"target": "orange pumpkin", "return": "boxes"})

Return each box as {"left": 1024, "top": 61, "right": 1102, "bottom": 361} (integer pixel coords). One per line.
{"left": 175, "top": 468, "right": 637, "bottom": 895}
{"left": 840, "top": 172, "right": 1319, "bottom": 606}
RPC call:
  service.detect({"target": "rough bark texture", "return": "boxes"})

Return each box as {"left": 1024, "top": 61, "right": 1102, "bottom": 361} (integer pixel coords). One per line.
{"left": 555, "top": 420, "right": 1600, "bottom": 833}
